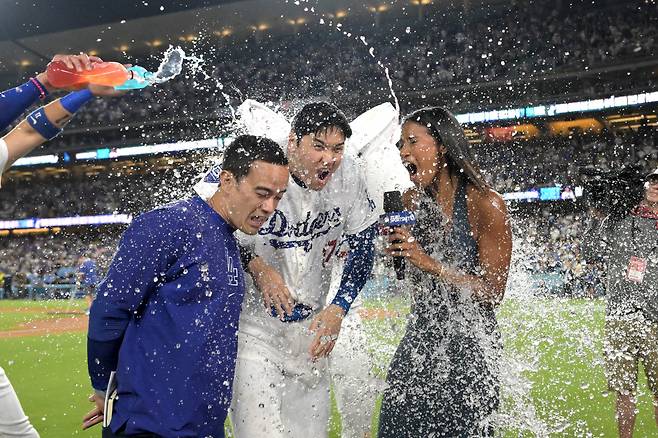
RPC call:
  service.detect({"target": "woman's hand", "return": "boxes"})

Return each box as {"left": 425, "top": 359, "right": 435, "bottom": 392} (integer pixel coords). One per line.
{"left": 384, "top": 227, "right": 437, "bottom": 274}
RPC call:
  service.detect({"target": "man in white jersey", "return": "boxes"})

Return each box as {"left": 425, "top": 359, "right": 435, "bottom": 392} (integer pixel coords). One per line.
{"left": 195, "top": 100, "right": 411, "bottom": 437}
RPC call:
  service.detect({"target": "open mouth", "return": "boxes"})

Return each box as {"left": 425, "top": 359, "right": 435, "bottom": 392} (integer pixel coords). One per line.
{"left": 249, "top": 215, "right": 266, "bottom": 228}
{"left": 404, "top": 162, "right": 418, "bottom": 176}
{"left": 317, "top": 169, "right": 331, "bottom": 181}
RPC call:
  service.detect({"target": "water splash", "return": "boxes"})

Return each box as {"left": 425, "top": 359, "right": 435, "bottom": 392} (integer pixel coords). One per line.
{"left": 357, "top": 35, "right": 400, "bottom": 112}
{"left": 151, "top": 44, "right": 237, "bottom": 121}
{"left": 152, "top": 46, "right": 186, "bottom": 83}
{"left": 288, "top": 0, "right": 400, "bottom": 111}
{"left": 152, "top": 45, "right": 210, "bottom": 84}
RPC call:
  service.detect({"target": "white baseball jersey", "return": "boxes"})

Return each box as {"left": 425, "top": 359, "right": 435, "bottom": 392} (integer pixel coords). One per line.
{"left": 239, "top": 154, "right": 376, "bottom": 311}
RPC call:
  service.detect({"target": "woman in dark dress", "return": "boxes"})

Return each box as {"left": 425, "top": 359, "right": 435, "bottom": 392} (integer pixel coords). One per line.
{"left": 378, "top": 107, "right": 512, "bottom": 437}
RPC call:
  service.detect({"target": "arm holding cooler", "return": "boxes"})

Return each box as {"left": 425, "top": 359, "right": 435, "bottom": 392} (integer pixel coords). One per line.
{"left": 0, "top": 78, "right": 49, "bottom": 132}
{"left": 0, "top": 90, "right": 94, "bottom": 180}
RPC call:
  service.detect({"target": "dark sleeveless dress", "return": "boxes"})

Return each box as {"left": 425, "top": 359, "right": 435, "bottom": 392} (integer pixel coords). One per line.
{"left": 378, "top": 178, "right": 502, "bottom": 438}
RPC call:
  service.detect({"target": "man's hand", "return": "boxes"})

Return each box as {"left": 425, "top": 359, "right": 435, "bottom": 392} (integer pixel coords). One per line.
{"left": 50, "top": 53, "right": 102, "bottom": 72}
{"left": 308, "top": 304, "right": 345, "bottom": 361}
{"left": 248, "top": 257, "right": 295, "bottom": 318}
{"left": 81, "top": 392, "right": 104, "bottom": 430}
{"left": 37, "top": 53, "right": 104, "bottom": 93}
{"left": 88, "top": 83, "right": 128, "bottom": 97}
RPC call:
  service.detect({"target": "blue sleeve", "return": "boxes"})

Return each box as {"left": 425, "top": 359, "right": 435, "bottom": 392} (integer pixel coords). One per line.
{"left": 0, "top": 81, "right": 44, "bottom": 132}
{"left": 87, "top": 211, "right": 182, "bottom": 391}
{"left": 330, "top": 223, "right": 377, "bottom": 314}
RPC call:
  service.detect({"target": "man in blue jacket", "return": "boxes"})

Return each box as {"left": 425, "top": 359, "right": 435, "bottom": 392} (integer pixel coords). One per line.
{"left": 84, "top": 135, "right": 289, "bottom": 437}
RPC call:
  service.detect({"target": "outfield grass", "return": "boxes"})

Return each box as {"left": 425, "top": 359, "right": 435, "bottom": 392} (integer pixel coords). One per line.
{"left": 1, "top": 298, "right": 657, "bottom": 437}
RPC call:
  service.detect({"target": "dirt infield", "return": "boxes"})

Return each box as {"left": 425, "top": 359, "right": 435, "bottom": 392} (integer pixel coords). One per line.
{"left": 0, "top": 311, "right": 88, "bottom": 339}
{"left": 357, "top": 308, "right": 401, "bottom": 320}
{"left": 0, "top": 307, "right": 396, "bottom": 339}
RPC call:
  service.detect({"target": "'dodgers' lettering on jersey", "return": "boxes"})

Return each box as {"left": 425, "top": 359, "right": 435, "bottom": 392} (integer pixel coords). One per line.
{"left": 259, "top": 208, "right": 344, "bottom": 252}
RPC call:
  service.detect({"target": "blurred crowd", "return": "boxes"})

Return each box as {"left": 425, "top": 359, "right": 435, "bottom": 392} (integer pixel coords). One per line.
{"left": 2, "top": 127, "right": 656, "bottom": 220}
{"left": 478, "top": 126, "right": 658, "bottom": 192}
{"left": 0, "top": 167, "right": 199, "bottom": 219}
{"left": 0, "top": 204, "right": 613, "bottom": 300}
{"left": 207, "top": 0, "right": 655, "bottom": 103}
{"left": 514, "top": 208, "right": 607, "bottom": 298}
{"left": 0, "top": 233, "right": 116, "bottom": 299}
{"left": 1, "top": 0, "right": 653, "bottom": 150}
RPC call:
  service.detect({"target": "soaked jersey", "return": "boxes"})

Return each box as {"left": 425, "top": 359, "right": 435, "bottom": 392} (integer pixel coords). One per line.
{"left": 240, "top": 155, "right": 376, "bottom": 311}
{"left": 195, "top": 100, "right": 411, "bottom": 312}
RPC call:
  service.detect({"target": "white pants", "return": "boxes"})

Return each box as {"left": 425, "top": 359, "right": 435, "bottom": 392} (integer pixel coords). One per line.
{"left": 230, "top": 308, "right": 381, "bottom": 438}
{"left": 328, "top": 308, "right": 382, "bottom": 438}
{"left": 230, "top": 313, "right": 330, "bottom": 438}
{"left": 0, "top": 367, "right": 39, "bottom": 437}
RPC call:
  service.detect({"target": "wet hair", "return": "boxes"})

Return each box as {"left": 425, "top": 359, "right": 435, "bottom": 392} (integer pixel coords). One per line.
{"left": 222, "top": 134, "right": 288, "bottom": 181}
{"left": 291, "top": 102, "right": 352, "bottom": 140}
{"left": 403, "top": 106, "right": 489, "bottom": 192}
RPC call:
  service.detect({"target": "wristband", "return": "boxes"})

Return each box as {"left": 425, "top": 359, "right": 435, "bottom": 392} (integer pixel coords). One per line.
{"left": 29, "top": 77, "right": 48, "bottom": 100}
{"left": 60, "top": 89, "right": 94, "bottom": 114}
{"left": 330, "top": 295, "right": 352, "bottom": 314}
{"left": 27, "top": 107, "right": 62, "bottom": 140}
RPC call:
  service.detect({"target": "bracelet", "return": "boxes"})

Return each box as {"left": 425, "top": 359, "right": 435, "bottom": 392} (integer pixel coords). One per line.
{"left": 29, "top": 77, "right": 47, "bottom": 100}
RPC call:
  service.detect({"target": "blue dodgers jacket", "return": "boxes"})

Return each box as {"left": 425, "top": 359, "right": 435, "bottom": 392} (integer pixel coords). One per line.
{"left": 87, "top": 196, "right": 244, "bottom": 437}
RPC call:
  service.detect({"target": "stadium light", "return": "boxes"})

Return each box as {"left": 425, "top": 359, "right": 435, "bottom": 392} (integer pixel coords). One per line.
{"left": 410, "top": 0, "right": 432, "bottom": 19}
{"left": 13, "top": 154, "right": 58, "bottom": 166}
{"left": 0, "top": 214, "right": 134, "bottom": 231}
{"left": 287, "top": 18, "right": 306, "bottom": 25}
{"left": 213, "top": 28, "right": 232, "bottom": 37}
{"left": 11, "top": 228, "right": 51, "bottom": 235}
{"left": 455, "top": 90, "right": 658, "bottom": 124}
{"left": 369, "top": 5, "right": 389, "bottom": 13}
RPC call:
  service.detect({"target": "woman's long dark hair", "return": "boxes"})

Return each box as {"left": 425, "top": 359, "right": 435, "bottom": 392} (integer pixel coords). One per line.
{"left": 404, "top": 106, "right": 489, "bottom": 195}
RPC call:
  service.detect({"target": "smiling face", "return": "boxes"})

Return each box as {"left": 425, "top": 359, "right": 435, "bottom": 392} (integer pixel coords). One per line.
{"left": 216, "top": 160, "right": 289, "bottom": 235}
{"left": 398, "top": 121, "right": 445, "bottom": 189}
{"left": 287, "top": 127, "right": 346, "bottom": 191}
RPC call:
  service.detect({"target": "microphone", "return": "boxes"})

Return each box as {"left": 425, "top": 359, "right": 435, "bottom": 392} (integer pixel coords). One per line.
{"left": 382, "top": 191, "right": 417, "bottom": 280}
